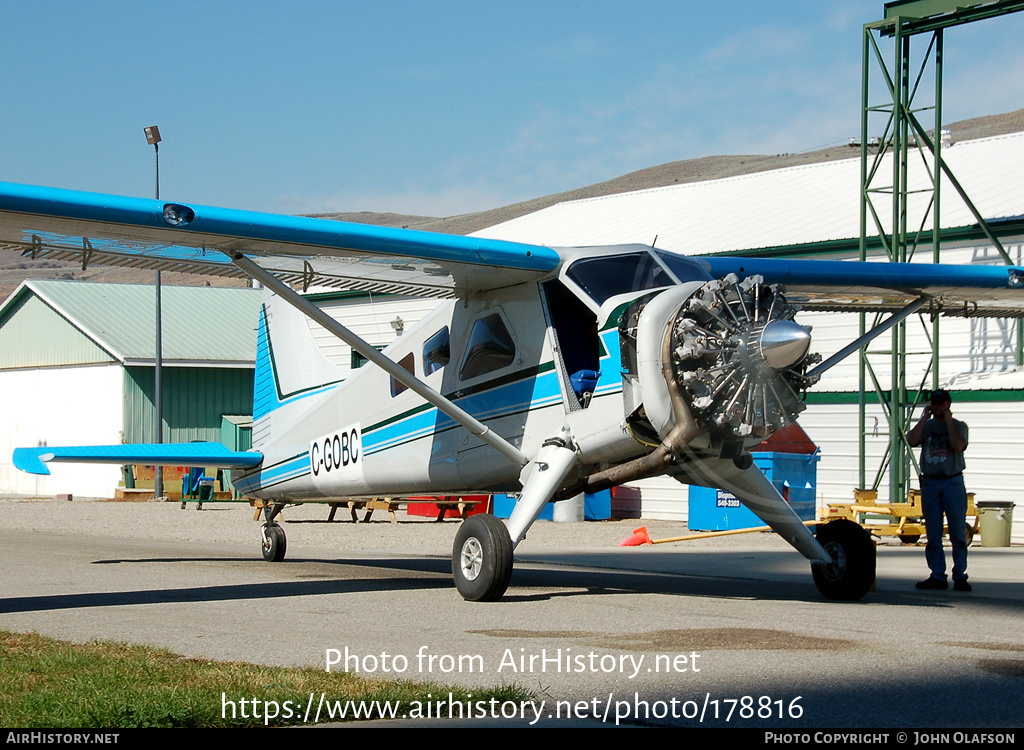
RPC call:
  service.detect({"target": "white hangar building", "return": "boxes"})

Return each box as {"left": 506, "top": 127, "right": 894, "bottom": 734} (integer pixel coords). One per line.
{"left": 0, "top": 281, "right": 260, "bottom": 498}
{"left": 468, "top": 131, "right": 1024, "bottom": 542}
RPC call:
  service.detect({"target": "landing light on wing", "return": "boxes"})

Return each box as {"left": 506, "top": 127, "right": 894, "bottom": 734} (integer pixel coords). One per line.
{"left": 162, "top": 203, "right": 195, "bottom": 226}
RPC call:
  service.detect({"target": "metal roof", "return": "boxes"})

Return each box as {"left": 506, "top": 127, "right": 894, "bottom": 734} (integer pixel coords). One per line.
{"left": 473, "top": 132, "right": 1024, "bottom": 255}
{"left": 0, "top": 280, "right": 260, "bottom": 366}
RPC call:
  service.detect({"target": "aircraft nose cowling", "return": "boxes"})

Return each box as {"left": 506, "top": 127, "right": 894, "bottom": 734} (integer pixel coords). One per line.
{"left": 663, "top": 274, "right": 821, "bottom": 443}
{"left": 759, "top": 319, "right": 811, "bottom": 370}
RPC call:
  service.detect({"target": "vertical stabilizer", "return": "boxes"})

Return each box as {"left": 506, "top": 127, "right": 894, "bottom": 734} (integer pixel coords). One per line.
{"left": 252, "top": 289, "right": 344, "bottom": 447}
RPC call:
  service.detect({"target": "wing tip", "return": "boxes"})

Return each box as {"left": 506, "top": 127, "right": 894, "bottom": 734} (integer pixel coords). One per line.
{"left": 13, "top": 448, "right": 52, "bottom": 475}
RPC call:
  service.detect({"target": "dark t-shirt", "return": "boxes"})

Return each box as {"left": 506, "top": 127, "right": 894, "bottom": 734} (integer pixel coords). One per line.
{"left": 919, "top": 418, "right": 968, "bottom": 478}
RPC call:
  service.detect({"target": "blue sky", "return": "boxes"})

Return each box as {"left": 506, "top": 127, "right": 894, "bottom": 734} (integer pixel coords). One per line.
{"left": 2, "top": 1, "right": 1022, "bottom": 217}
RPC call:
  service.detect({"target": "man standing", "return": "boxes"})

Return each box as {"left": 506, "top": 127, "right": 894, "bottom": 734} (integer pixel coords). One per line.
{"left": 906, "top": 389, "right": 971, "bottom": 591}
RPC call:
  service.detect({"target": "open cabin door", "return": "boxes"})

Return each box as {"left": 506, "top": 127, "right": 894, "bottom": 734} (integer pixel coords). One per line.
{"left": 540, "top": 279, "right": 601, "bottom": 411}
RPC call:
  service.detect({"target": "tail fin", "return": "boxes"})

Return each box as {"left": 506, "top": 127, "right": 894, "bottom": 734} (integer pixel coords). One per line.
{"left": 252, "top": 289, "right": 344, "bottom": 447}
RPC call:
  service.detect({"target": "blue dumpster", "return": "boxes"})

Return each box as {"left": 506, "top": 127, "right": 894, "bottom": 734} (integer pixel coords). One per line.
{"left": 688, "top": 450, "right": 819, "bottom": 531}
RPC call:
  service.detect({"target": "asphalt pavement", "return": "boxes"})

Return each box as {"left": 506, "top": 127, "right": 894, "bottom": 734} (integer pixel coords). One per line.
{"left": 2, "top": 498, "right": 1022, "bottom": 728}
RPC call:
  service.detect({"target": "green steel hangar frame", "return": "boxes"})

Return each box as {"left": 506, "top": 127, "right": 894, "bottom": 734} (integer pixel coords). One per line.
{"left": 858, "top": 0, "right": 1024, "bottom": 504}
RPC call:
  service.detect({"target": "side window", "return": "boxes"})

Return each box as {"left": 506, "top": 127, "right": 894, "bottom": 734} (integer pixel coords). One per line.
{"left": 351, "top": 345, "right": 385, "bottom": 370}
{"left": 423, "top": 327, "right": 450, "bottom": 376}
{"left": 390, "top": 353, "right": 415, "bottom": 397}
{"left": 460, "top": 313, "right": 516, "bottom": 380}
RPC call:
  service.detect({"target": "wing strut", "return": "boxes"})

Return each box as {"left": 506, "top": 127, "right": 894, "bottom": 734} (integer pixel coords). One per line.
{"left": 805, "top": 298, "right": 926, "bottom": 382}
{"left": 230, "top": 252, "right": 530, "bottom": 469}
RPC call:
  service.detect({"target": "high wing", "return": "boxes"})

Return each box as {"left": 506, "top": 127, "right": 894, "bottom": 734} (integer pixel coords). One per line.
{"left": 701, "top": 255, "right": 1024, "bottom": 318}
{"left": 3, "top": 180, "right": 1024, "bottom": 313}
{"left": 0, "top": 181, "right": 559, "bottom": 298}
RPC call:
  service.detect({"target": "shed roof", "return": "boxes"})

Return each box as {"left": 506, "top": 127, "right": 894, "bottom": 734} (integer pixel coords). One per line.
{"left": 0, "top": 280, "right": 260, "bottom": 367}
{"left": 474, "top": 132, "right": 1024, "bottom": 256}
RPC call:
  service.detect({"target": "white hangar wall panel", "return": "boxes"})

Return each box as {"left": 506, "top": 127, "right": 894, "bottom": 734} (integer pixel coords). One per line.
{"left": 473, "top": 133, "right": 1024, "bottom": 255}
{"left": 0, "top": 364, "right": 123, "bottom": 497}
{"left": 636, "top": 475, "right": 690, "bottom": 523}
{"left": 305, "top": 295, "right": 440, "bottom": 372}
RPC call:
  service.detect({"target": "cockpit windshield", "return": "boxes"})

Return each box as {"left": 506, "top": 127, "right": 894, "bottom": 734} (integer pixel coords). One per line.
{"left": 565, "top": 250, "right": 712, "bottom": 306}
{"left": 653, "top": 251, "right": 713, "bottom": 285}
{"left": 565, "top": 252, "right": 673, "bottom": 305}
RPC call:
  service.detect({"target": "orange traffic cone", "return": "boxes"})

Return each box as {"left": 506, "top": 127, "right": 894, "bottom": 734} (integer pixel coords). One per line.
{"left": 618, "top": 526, "right": 652, "bottom": 546}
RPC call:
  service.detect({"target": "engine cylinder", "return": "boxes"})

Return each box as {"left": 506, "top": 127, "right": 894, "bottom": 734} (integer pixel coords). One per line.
{"left": 670, "top": 274, "right": 818, "bottom": 444}
{"left": 631, "top": 275, "right": 820, "bottom": 452}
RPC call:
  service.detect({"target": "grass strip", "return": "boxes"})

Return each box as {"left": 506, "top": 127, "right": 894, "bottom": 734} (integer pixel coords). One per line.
{"left": 0, "top": 630, "right": 532, "bottom": 728}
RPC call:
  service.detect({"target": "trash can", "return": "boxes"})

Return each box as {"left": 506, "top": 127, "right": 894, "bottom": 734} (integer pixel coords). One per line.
{"left": 977, "top": 500, "right": 1015, "bottom": 547}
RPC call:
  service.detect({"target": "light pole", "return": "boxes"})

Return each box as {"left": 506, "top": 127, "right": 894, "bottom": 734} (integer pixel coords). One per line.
{"left": 144, "top": 126, "right": 164, "bottom": 500}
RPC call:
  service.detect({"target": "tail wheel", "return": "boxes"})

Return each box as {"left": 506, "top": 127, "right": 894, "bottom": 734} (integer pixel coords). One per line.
{"left": 811, "top": 519, "right": 875, "bottom": 601}
{"left": 452, "top": 514, "right": 513, "bottom": 602}
{"left": 261, "top": 523, "right": 287, "bottom": 562}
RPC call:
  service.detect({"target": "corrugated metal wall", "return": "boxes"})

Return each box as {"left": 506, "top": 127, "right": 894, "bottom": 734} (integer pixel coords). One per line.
{"left": 0, "top": 292, "right": 114, "bottom": 369}
{"left": 123, "top": 366, "right": 254, "bottom": 444}
{"left": 308, "top": 294, "right": 440, "bottom": 372}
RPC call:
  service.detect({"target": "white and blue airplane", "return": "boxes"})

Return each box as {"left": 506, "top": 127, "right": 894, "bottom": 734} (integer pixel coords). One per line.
{"left": 3, "top": 180, "right": 1023, "bottom": 602}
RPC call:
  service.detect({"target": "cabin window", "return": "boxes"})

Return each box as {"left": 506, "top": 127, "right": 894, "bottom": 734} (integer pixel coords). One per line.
{"left": 423, "top": 327, "right": 451, "bottom": 376}
{"left": 460, "top": 313, "right": 515, "bottom": 380}
{"left": 566, "top": 252, "right": 673, "bottom": 305}
{"left": 351, "top": 345, "right": 385, "bottom": 370}
{"left": 390, "top": 353, "right": 415, "bottom": 397}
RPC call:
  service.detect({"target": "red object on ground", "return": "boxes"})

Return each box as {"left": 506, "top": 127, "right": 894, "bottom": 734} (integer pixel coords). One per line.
{"left": 618, "top": 526, "right": 653, "bottom": 546}
{"left": 407, "top": 495, "right": 488, "bottom": 519}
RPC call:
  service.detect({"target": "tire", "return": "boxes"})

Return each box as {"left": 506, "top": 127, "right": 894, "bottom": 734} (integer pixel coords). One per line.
{"left": 452, "top": 514, "right": 513, "bottom": 602}
{"left": 261, "top": 523, "right": 287, "bottom": 562}
{"left": 811, "top": 519, "right": 875, "bottom": 601}
{"left": 898, "top": 534, "right": 921, "bottom": 545}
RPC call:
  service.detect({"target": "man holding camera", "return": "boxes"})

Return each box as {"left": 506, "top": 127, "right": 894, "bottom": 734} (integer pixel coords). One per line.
{"left": 906, "top": 389, "right": 971, "bottom": 592}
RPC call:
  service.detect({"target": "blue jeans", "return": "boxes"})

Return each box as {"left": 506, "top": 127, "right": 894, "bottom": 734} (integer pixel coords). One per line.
{"left": 921, "top": 475, "right": 969, "bottom": 582}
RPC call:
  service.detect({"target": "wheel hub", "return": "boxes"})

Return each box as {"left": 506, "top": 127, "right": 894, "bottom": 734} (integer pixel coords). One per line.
{"left": 460, "top": 538, "right": 483, "bottom": 581}
{"left": 818, "top": 540, "right": 847, "bottom": 582}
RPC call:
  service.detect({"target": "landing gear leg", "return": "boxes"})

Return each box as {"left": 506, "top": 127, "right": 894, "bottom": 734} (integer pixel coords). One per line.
{"left": 260, "top": 501, "right": 287, "bottom": 562}
{"left": 451, "top": 437, "right": 579, "bottom": 601}
{"left": 811, "top": 519, "right": 875, "bottom": 601}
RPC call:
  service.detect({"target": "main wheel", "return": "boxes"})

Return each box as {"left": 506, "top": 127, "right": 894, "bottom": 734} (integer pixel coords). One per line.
{"left": 261, "top": 523, "right": 287, "bottom": 562}
{"left": 811, "top": 519, "right": 875, "bottom": 601}
{"left": 452, "top": 514, "right": 513, "bottom": 602}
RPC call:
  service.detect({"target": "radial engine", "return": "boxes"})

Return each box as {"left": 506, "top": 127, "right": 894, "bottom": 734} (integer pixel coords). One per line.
{"left": 627, "top": 273, "right": 820, "bottom": 458}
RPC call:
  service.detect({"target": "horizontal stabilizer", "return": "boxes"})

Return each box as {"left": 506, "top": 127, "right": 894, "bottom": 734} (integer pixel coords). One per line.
{"left": 13, "top": 443, "right": 263, "bottom": 476}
